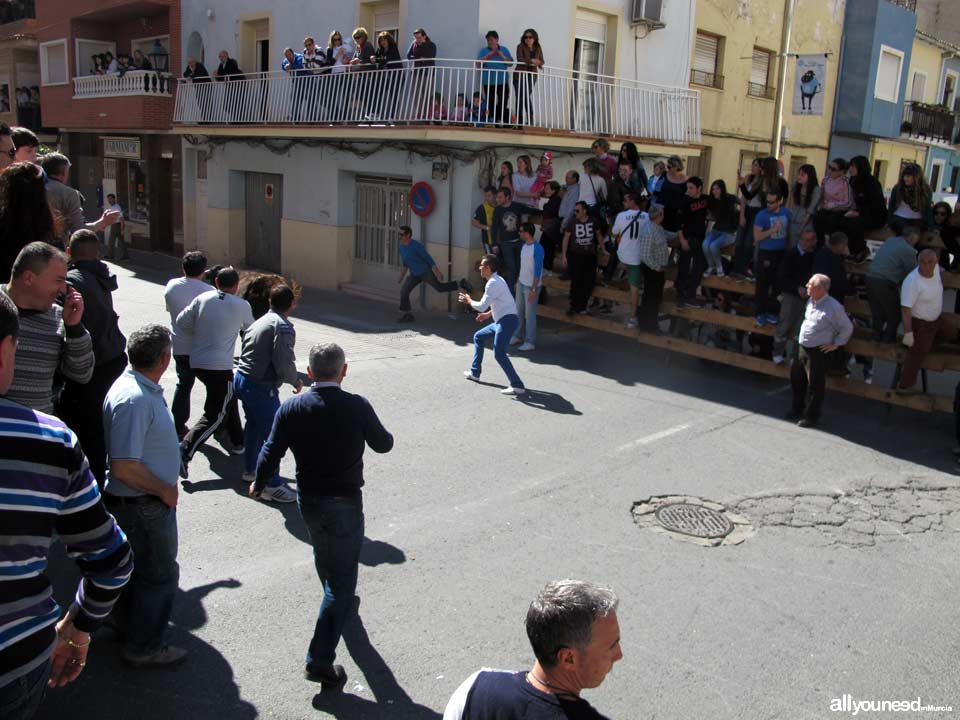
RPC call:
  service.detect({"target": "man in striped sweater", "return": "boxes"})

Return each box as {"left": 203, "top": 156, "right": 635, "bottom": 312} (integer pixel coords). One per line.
{"left": 0, "top": 242, "right": 94, "bottom": 414}
{"left": 0, "top": 290, "right": 132, "bottom": 719}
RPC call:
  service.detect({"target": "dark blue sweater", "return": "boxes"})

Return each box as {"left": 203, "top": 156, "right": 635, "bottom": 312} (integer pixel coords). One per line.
{"left": 254, "top": 384, "right": 393, "bottom": 497}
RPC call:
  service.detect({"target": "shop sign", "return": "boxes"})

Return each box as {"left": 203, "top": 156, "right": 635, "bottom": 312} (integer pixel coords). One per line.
{"left": 103, "top": 137, "right": 141, "bottom": 160}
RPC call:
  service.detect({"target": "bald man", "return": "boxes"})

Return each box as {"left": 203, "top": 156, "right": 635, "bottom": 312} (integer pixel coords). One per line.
{"left": 897, "top": 248, "right": 949, "bottom": 394}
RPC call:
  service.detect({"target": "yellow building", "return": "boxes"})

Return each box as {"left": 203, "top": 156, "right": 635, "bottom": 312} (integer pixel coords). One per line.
{"left": 688, "top": 0, "right": 843, "bottom": 188}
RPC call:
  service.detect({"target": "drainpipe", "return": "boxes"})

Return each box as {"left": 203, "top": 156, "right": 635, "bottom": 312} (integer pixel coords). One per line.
{"left": 447, "top": 156, "right": 454, "bottom": 315}
{"left": 771, "top": 0, "right": 796, "bottom": 160}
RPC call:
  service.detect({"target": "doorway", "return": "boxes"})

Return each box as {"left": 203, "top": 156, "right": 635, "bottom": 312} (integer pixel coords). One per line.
{"left": 352, "top": 175, "right": 409, "bottom": 291}
{"left": 571, "top": 11, "right": 606, "bottom": 134}
{"left": 245, "top": 172, "right": 282, "bottom": 273}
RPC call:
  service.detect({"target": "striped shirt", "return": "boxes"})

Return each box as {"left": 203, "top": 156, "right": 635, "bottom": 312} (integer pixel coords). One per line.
{"left": 0, "top": 289, "right": 95, "bottom": 413}
{"left": 0, "top": 397, "right": 133, "bottom": 689}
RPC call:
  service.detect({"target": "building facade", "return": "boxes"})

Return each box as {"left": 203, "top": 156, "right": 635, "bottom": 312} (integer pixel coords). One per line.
{"left": 174, "top": 0, "right": 702, "bottom": 306}
{"left": 36, "top": 0, "right": 181, "bottom": 254}
{"left": 0, "top": 2, "right": 45, "bottom": 136}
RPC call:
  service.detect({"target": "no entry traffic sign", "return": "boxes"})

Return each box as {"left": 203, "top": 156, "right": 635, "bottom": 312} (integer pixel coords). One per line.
{"left": 409, "top": 181, "right": 435, "bottom": 217}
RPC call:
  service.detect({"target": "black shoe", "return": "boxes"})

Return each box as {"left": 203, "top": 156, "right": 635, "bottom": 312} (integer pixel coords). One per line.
{"left": 178, "top": 446, "right": 189, "bottom": 480}
{"left": 785, "top": 410, "right": 802, "bottom": 421}
{"left": 396, "top": 312, "right": 415, "bottom": 323}
{"left": 797, "top": 417, "right": 817, "bottom": 428}
{"left": 458, "top": 278, "right": 473, "bottom": 293}
{"left": 305, "top": 664, "right": 347, "bottom": 687}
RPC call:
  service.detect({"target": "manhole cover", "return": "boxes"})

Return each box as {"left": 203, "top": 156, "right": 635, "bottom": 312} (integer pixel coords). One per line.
{"left": 655, "top": 503, "right": 733, "bottom": 539}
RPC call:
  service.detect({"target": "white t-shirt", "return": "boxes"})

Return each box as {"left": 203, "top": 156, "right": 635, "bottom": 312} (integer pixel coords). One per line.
{"left": 900, "top": 266, "right": 943, "bottom": 322}
{"left": 612, "top": 208, "right": 649, "bottom": 266}
{"left": 164, "top": 277, "right": 211, "bottom": 355}
{"left": 579, "top": 173, "right": 607, "bottom": 207}
{"left": 176, "top": 289, "right": 254, "bottom": 370}
{"left": 330, "top": 44, "right": 352, "bottom": 73}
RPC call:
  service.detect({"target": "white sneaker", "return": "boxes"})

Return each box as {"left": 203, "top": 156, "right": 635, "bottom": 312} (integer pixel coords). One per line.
{"left": 259, "top": 484, "right": 297, "bottom": 503}
{"left": 501, "top": 386, "right": 527, "bottom": 396}
{"left": 772, "top": 354, "right": 785, "bottom": 365}
{"left": 509, "top": 336, "right": 522, "bottom": 346}
{"left": 242, "top": 471, "right": 255, "bottom": 482}
{"left": 517, "top": 342, "right": 535, "bottom": 351}
{"left": 716, "top": 269, "right": 725, "bottom": 277}
{"left": 464, "top": 370, "right": 480, "bottom": 381}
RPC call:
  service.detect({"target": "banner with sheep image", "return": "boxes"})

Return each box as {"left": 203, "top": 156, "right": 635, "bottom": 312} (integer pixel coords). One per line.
{"left": 793, "top": 54, "right": 826, "bottom": 116}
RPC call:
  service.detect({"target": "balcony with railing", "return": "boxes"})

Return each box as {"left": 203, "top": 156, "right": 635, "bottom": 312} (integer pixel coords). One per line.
{"left": 73, "top": 70, "right": 174, "bottom": 99}
{"left": 746, "top": 82, "right": 775, "bottom": 100}
{"left": 173, "top": 58, "right": 702, "bottom": 146}
{"left": 901, "top": 102, "right": 957, "bottom": 145}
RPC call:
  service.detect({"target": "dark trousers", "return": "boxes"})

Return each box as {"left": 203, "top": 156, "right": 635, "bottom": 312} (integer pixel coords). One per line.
{"left": 732, "top": 207, "right": 760, "bottom": 275}
{"left": 567, "top": 253, "right": 597, "bottom": 312}
{"left": 172, "top": 354, "right": 196, "bottom": 438}
{"left": 0, "top": 660, "right": 49, "bottom": 720}
{"left": 58, "top": 353, "right": 128, "bottom": 486}
{"left": 791, "top": 345, "right": 827, "bottom": 421}
{"left": 639, "top": 263, "right": 665, "bottom": 330}
{"left": 676, "top": 237, "right": 705, "bottom": 300}
{"left": 541, "top": 221, "right": 560, "bottom": 270}
{"left": 398, "top": 272, "right": 458, "bottom": 312}
{"left": 300, "top": 496, "right": 364, "bottom": 670}
{"left": 755, "top": 249, "right": 784, "bottom": 316}
{"left": 498, "top": 242, "right": 522, "bottom": 294}
{"left": 837, "top": 214, "right": 871, "bottom": 256}
{"left": 484, "top": 82, "right": 509, "bottom": 125}
{"left": 182, "top": 368, "right": 243, "bottom": 460}
{"left": 865, "top": 275, "right": 901, "bottom": 342}
{"left": 813, "top": 210, "right": 844, "bottom": 246}
{"left": 899, "top": 316, "right": 949, "bottom": 389}
{"left": 109, "top": 498, "right": 179, "bottom": 656}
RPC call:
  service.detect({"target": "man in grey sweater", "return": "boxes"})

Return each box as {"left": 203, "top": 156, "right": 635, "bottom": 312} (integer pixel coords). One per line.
{"left": 234, "top": 284, "right": 301, "bottom": 503}
{"left": 0, "top": 242, "right": 94, "bottom": 413}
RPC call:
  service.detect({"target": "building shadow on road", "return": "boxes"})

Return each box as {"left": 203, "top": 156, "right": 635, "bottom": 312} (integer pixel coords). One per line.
{"left": 312, "top": 600, "right": 440, "bottom": 720}
{"left": 40, "top": 546, "right": 257, "bottom": 720}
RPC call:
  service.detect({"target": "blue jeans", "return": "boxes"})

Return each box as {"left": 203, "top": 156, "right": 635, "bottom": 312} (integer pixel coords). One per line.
{"left": 300, "top": 496, "right": 364, "bottom": 669}
{"left": 0, "top": 659, "right": 49, "bottom": 720}
{"left": 703, "top": 229, "right": 735, "bottom": 270}
{"left": 234, "top": 372, "right": 281, "bottom": 487}
{"left": 110, "top": 499, "right": 179, "bottom": 656}
{"left": 471, "top": 313, "right": 524, "bottom": 389}
{"left": 513, "top": 283, "right": 538, "bottom": 345}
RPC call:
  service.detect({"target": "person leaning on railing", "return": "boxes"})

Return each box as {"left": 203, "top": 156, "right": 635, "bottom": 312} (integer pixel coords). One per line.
{"left": 476, "top": 30, "right": 513, "bottom": 127}
{"left": 406, "top": 27, "right": 436, "bottom": 121}
{"left": 374, "top": 32, "right": 403, "bottom": 120}
{"left": 514, "top": 28, "right": 543, "bottom": 127}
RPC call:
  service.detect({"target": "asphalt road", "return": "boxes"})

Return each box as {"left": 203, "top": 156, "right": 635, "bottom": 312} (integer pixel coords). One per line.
{"left": 38, "top": 257, "right": 960, "bottom": 720}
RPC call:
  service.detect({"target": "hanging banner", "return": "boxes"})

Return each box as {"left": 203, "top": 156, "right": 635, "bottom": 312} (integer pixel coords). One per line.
{"left": 792, "top": 54, "right": 826, "bottom": 116}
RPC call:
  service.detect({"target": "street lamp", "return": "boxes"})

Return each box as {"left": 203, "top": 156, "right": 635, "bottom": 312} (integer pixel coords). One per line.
{"left": 148, "top": 40, "right": 169, "bottom": 72}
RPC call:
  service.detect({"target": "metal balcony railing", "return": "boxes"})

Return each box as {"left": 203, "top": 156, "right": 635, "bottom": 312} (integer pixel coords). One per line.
{"left": 73, "top": 70, "right": 175, "bottom": 99}
{"left": 901, "top": 101, "right": 957, "bottom": 144}
{"left": 173, "top": 57, "right": 701, "bottom": 145}
{"left": 689, "top": 68, "right": 723, "bottom": 90}
{"left": 746, "top": 82, "right": 775, "bottom": 100}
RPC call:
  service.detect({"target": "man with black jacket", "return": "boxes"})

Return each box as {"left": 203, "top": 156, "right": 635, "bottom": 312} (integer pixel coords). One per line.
{"left": 772, "top": 229, "right": 817, "bottom": 364}
{"left": 250, "top": 343, "right": 393, "bottom": 688}
{"left": 59, "top": 230, "right": 127, "bottom": 485}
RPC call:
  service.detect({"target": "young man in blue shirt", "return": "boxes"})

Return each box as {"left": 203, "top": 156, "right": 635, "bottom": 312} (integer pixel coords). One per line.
{"left": 397, "top": 225, "right": 472, "bottom": 322}
{"left": 476, "top": 30, "right": 513, "bottom": 126}
{"left": 282, "top": 47, "right": 307, "bottom": 121}
{"left": 753, "top": 191, "right": 792, "bottom": 326}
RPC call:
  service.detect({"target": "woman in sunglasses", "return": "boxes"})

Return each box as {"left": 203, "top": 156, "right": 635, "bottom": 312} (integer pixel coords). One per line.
{"left": 888, "top": 163, "right": 932, "bottom": 231}
{"left": 932, "top": 201, "right": 959, "bottom": 271}
{"left": 514, "top": 28, "right": 544, "bottom": 127}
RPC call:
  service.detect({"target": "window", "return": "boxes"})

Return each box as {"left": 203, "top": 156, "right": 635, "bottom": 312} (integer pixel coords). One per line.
{"left": 40, "top": 39, "right": 68, "bottom": 86}
{"left": 128, "top": 161, "right": 148, "bottom": 222}
{"left": 944, "top": 71, "right": 959, "bottom": 111}
{"left": 130, "top": 35, "right": 171, "bottom": 66}
{"left": 373, "top": 9, "right": 399, "bottom": 43}
{"left": 874, "top": 45, "right": 903, "bottom": 103}
{"left": 931, "top": 160, "right": 944, "bottom": 192}
{"left": 685, "top": 148, "right": 711, "bottom": 184}
{"left": 748, "top": 48, "right": 774, "bottom": 99}
{"left": 691, "top": 32, "right": 722, "bottom": 89}
{"left": 910, "top": 71, "right": 926, "bottom": 103}
{"left": 75, "top": 39, "right": 116, "bottom": 77}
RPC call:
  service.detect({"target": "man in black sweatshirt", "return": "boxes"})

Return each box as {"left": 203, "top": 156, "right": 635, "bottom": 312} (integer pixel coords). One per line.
{"left": 250, "top": 342, "right": 393, "bottom": 688}
{"left": 772, "top": 229, "right": 817, "bottom": 364}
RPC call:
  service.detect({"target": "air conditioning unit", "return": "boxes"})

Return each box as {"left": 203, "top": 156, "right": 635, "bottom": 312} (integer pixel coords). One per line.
{"left": 630, "top": 0, "right": 665, "bottom": 28}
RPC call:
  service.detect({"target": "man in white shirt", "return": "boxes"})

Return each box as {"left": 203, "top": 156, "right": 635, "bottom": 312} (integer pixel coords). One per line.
{"left": 611, "top": 191, "right": 649, "bottom": 328}
{"left": 163, "top": 251, "right": 210, "bottom": 437}
{"left": 458, "top": 254, "right": 526, "bottom": 395}
{"left": 897, "top": 249, "right": 948, "bottom": 394}
{"left": 176, "top": 266, "right": 254, "bottom": 476}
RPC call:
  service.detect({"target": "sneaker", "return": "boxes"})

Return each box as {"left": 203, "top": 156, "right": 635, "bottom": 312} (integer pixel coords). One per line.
{"left": 797, "top": 417, "right": 817, "bottom": 429}
{"left": 772, "top": 354, "right": 785, "bottom": 365}
{"left": 517, "top": 342, "right": 535, "bottom": 351}
{"left": 458, "top": 278, "right": 473, "bottom": 293}
{"left": 463, "top": 370, "right": 480, "bottom": 381}
{"left": 765, "top": 314, "right": 779, "bottom": 325}
{"left": 509, "top": 336, "right": 522, "bottom": 346}
{"left": 715, "top": 268, "right": 725, "bottom": 278}
{"left": 123, "top": 645, "right": 188, "bottom": 668}
{"left": 501, "top": 386, "right": 527, "bottom": 396}
{"left": 259, "top": 484, "right": 297, "bottom": 503}
{"left": 241, "top": 471, "right": 255, "bottom": 483}
{"left": 755, "top": 315, "right": 766, "bottom": 327}
{"left": 626, "top": 318, "right": 639, "bottom": 329}
{"left": 396, "top": 312, "right": 415, "bottom": 323}
{"left": 305, "top": 663, "right": 347, "bottom": 687}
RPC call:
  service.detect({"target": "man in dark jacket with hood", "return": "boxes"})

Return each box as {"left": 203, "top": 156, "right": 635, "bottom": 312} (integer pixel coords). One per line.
{"left": 59, "top": 229, "right": 127, "bottom": 484}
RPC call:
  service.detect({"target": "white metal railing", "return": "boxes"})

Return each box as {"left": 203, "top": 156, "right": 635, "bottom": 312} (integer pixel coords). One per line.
{"left": 173, "top": 57, "right": 700, "bottom": 145}
{"left": 73, "top": 70, "right": 175, "bottom": 99}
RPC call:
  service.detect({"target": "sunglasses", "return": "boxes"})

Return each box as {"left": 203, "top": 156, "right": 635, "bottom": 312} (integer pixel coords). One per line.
{"left": 829, "top": 166, "right": 840, "bottom": 171}
{"left": 523, "top": 35, "right": 534, "bottom": 39}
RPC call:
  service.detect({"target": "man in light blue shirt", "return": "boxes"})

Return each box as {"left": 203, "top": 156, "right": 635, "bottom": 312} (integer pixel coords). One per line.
{"left": 476, "top": 30, "right": 513, "bottom": 126}
{"left": 282, "top": 47, "right": 307, "bottom": 121}
{"left": 396, "top": 225, "right": 472, "bottom": 323}
{"left": 458, "top": 254, "right": 525, "bottom": 395}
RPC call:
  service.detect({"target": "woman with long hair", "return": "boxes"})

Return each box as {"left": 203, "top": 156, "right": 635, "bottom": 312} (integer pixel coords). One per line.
{"left": 373, "top": 31, "right": 403, "bottom": 120}
{"left": 703, "top": 179, "right": 739, "bottom": 276}
{"left": 840, "top": 155, "right": 886, "bottom": 261}
{"left": 619, "top": 142, "right": 649, "bottom": 193}
{"left": 888, "top": 162, "right": 932, "bottom": 230}
{"left": 658, "top": 155, "right": 687, "bottom": 232}
{"left": 512, "top": 154, "right": 539, "bottom": 209}
{"left": 0, "top": 162, "right": 58, "bottom": 280}
{"left": 788, "top": 164, "right": 820, "bottom": 250}
{"left": 498, "top": 161, "right": 514, "bottom": 194}
{"left": 932, "top": 201, "right": 960, "bottom": 271}
{"left": 348, "top": 27, "right": 376, "bottom": 120}
{"left": 514, "top": 28, "right": 544, "bottom": 126}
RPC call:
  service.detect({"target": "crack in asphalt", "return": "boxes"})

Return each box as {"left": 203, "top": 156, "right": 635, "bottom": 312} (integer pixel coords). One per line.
{"left": 727, "top": 476, "right": 960, "bottom": 547}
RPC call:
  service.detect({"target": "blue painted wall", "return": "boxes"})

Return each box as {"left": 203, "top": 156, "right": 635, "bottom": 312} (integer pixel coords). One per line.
{"left": 834, "top": 0, "right": 917, "bottom": 139}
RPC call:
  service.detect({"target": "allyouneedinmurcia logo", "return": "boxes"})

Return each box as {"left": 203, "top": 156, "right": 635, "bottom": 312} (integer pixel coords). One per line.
{"left": 831, "top": 695, "right": 953, "bottom": 715}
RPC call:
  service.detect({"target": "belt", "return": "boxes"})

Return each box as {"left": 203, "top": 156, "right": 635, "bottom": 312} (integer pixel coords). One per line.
{"left": 102, "top": 493, "right": 160, "bottom": 507}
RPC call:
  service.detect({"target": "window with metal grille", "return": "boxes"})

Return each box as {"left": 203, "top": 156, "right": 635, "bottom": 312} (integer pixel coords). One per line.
{"left": 691, "top": 32, "right": 722, "bottom": 89}
{"left": 747, "top": 48, "right": 774, "bottom": 99}
{"left": 354, "top": 176, "right": 410, "bottom": 268}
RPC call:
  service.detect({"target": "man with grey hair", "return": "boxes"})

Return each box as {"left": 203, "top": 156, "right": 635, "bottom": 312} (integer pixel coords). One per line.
{"left": 40, "top": 152, "right": 120, "bottom": 247}
{"left": 102, "top": 323, "right": 186, "bottom": 668}
{"left": 635, "top": 203, "right": 676, "bottom": 333}
{"left": 789, "top": 273, "right": 853, "bottom": 428}
{"left": 250, "top": 342, "right": 393, "bottom": 687}
{"left": 444, "top": 579, "right": 621, "bottom": 719}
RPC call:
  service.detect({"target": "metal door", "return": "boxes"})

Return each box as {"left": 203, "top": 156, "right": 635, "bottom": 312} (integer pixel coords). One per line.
{"left": 245, "top": 172, "right": 282, "bottom": 272}
{"left": 352, "top": 175, "right": 410, "bottom": 290}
